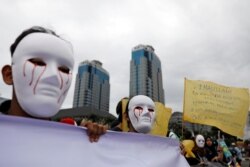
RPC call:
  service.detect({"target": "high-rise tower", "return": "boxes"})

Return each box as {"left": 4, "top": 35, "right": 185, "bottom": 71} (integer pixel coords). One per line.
{"left": 73, "top": 60, "right": 110, "bottom": 112}
{"left": 129, "top": 44, "right": 165, "bottom": 104}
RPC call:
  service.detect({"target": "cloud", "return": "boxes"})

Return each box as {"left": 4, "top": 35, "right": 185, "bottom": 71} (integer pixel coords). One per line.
{"left": 0, "top": 0, "right": 249, "bottom": 116}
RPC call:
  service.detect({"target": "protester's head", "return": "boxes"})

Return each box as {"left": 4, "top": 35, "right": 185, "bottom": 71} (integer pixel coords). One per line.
{"left": 205, "top": 136, "right": 213, "bottom": 147}
{"left": 2, "top": 26, "right": 74, "bottom": 118}
{"left": 126, "top": 95, "right": 156, "bottom": 134}
{"left": 195, "top": 134, "right": 205, "bottom": 148}
{"left": 110, "top": 97, "right": 128, "bottom": 129}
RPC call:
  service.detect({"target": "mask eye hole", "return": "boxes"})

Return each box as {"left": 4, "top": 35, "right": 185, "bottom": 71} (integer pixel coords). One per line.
{"left": 134, "top": 106, "right": 143, "bottom": 111}
{"left": 58, "top": 66, "right": 70, "bottom": 74}
{"left": 148, "top": 108, "right": 154, "bottom": 112}
{"left": 28, "top": 58, "right": 46, "bottom": 66}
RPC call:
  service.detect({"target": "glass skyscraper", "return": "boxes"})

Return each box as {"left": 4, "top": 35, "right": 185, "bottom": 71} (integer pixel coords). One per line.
{"left": 129, "top": 44, "right": 165, "bottom": 104}
{"left": 73, "top": 60, "right": 110, "bottom": 112}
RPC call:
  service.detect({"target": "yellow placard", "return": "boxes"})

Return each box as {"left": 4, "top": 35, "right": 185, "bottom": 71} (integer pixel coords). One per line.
{"left": 120, "top": 99, "right": 172, "bottom": 137}
{"left": 150, "top": 102, "right": 172, "bottom": 136}
{"left": 183, "top": 79, "right": 250, "bottom": 138}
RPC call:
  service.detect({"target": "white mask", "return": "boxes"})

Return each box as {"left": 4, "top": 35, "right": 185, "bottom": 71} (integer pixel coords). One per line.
{"left": 195, "top": 134, "right": 205, "bottom": 148}
{"left": 12, "top": 33, "right": 74, "bottom": 118}
{"left": 128, "top": 95, "right": 156, "bottom": 133}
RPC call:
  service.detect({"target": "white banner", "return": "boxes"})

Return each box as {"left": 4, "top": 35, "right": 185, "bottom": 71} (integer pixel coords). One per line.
{"left": 0, "top": 115, "right": 189, "bottom": 167}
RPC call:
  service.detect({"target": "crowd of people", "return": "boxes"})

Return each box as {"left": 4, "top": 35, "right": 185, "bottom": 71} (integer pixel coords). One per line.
{"left": 182, "top": 134, "right": 243, "bottom": 167}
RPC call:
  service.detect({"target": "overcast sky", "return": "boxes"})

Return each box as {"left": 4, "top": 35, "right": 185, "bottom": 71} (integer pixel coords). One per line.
{"left": 0, "top": 0, "right": 249, "bottom": 116}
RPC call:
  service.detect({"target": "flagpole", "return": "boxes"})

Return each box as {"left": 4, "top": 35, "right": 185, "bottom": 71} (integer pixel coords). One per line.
{"left": 182, "top": 78, "right": 187, "bottom": 139}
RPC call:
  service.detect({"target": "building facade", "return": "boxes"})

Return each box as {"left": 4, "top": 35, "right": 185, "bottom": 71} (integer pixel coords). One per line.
{"left": 73, "top": 60, "right": 110, "bottom": 112}
{"left": 129, "top": 44, "right": 165, "bottom": 104}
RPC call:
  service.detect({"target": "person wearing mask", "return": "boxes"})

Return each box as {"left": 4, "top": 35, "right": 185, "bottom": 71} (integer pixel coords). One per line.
{"left": 186, "top": 134, "right": 207, "bottom": 166}
{"left": 112, "top": 95, "right": 185, "bottom": 155}
{"left": 0, "top": 26, "right": 106, "bottom": 142}
{"left": 204, "top": 136, "right": 219, "bottom": 162}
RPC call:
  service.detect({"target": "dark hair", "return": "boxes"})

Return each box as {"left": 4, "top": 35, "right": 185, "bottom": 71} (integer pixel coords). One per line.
{"left": 125, "top": 97, "right": 132, "bottom": 116}
{"left": 110, "top": 97, "right": 128, "bottom": 129}
{"left": 10, "top": 26, "right": 60, "bottom": 56}
{"left": 116, "top": 97, "right": 128, "bottom": 122}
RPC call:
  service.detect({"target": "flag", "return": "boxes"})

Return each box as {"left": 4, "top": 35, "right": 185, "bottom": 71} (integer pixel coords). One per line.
{"left": 183, "top": 78, "right": 250, "bottom": 138}
{"left": 150, "top": 102, "right": 172, "bottom": 136}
